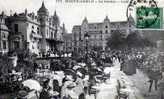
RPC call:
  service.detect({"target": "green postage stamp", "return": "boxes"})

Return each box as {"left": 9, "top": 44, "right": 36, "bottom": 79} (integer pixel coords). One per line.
{"left": 136, "top": 7, "right": 163, "bottom": 29}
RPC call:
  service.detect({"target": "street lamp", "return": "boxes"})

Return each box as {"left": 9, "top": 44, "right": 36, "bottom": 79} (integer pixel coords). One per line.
{"left": 84, "top": 33, "right": 90, "bottom": 55}
{"left": 84, "top": 33, "right": 97, "bottom": 98}
{"left": 84, "top": 32, "right": 91, "bottom": 78}
{"left": 0, "top": 16, "right": 2, "bottom": 53}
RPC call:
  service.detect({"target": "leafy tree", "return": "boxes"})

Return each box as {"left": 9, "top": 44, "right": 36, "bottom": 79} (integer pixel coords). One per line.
{"left": 106, "top": 30, "right": 155, "bottom": 50}
{"left": 142, "top": 38, "right": 156, "bottom": 47}
{"left": 126, "top": 32, "right": 144, "bottom": 48}
{"left": 106, "top": 30, "right": 126, "bottom": 50}
{"left": 126, "top": 31, "right": 155, "bottom": 48}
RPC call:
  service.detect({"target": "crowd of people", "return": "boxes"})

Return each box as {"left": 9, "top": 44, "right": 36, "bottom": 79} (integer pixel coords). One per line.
{"left": 35, "top": 51, "right": 115, "bottom": 99}
{"left": 0, "top": 47, "right": 164, "bottom": 99}
{"left": 117, "top": 48, "right": 164, "bottom": 98}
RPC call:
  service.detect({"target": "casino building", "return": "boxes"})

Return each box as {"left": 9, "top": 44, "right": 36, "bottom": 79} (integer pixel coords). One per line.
{"left": 0, "top": 2, "right": 66, "bottom": 55}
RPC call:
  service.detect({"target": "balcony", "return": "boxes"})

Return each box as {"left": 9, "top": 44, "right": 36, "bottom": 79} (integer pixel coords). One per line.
{"left": 31, "top": 33, "right": 42, "bottom": 39}
{"left": 46, "top": 36, "right": 56, "bottom": 41}
{"left": 9, "top": 32, "right": 22, "bottom": 41}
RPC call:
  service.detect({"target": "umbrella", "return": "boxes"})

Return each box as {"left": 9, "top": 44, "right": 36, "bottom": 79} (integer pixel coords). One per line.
{"left": 64, "top": 69, "right": 77, "bottom": 79}
{"left": 90, "top": 68, "right": 103, "bottom": 75}
{"left": 73, "top": 65, "right": 81, "bottom": 70}
{"left": 78, "top": 63, "right": 86, "bottom": 67}
{"left": 76, "top": 68, "right": 86, "bottom": 75}
{"left": 17, "top": 90, "right": 28, "bottom": 98}
{"left": 65, "top": 69, "right": 76, "bottom": 75}
{"left": 22, "top": 79, "right": 42, "bottom": 91}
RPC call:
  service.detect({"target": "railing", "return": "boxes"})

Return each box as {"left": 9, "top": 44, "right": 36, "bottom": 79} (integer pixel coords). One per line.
{"left": 32, "top": 33, "right": 42, "bottom": 39}
{"left": 45, "top": 36, "right": 56, "bottom": 40}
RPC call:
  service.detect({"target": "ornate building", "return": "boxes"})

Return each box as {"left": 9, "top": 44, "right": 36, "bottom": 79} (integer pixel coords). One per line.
{"left": 72, "top": 15, "right": 164, "bottom": 53}
{"left": 63, "top": 33, "right": 73, "bottom": 53}
{"left": 72, "top": 16, "right": 135, "bottom": 53}
{"left": 3, "top": 2, "right": 65, "bottom": 55}
{"left": 0, "top": 12, "right": 9, "bottom": 54}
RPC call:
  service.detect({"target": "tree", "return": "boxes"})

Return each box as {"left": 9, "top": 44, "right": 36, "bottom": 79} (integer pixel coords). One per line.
{"left": 126, "top": 32, "right": 144, "bottom": 48}
{"left": 126, "top": 32, "right": 155, "bottom": 48}
{"left": 142, "top": 38, "right": 156, "bottom": 47}
{"left": 106, "top": 30, "right": 126, "bottom": 50}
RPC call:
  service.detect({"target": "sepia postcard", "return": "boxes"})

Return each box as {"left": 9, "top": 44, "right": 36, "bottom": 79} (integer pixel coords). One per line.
{"left": 0, "top": 0, "right": 164, "bottom": 99}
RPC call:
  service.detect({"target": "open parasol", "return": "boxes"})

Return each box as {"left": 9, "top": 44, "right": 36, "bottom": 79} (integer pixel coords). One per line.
{"left": 22, "top": 79, "right": 42, "bottom": 91}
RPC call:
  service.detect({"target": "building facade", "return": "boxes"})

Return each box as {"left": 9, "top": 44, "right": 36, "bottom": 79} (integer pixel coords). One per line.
{"left": 0, "top": 12, "right": 9, "bottom": 54}
{"left": 72, "top": 15, "right": 164, "bottom": 53}
{"left": 63, "top": 33, "right": 73, "bottom": 53}
{"left": 2, "top": 2, "right": 65, "bottom": 55}
{"left": 72, "top": 16, "right": 135, "bottom": 53}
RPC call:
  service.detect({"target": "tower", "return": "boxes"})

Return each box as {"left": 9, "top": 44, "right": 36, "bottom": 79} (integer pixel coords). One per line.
{"left": 81, "top": 17, "right": 88, "bottom": 52}
{"left": 103, "top": 16, "right": 110, "bottom": 34}
{"left": 53, "top": 11, "right": 60, "bottom": 27}
{"left": 53, "top": 11, "right": 60, "bottom": 40}
{"left": 37, "top": 1, "right": 49, "bottom": 54}
{"left": 81, "top": 17, "right": 88, "bottom": 39}
{"left": 103, "top": 16, "right": 110, "bottom": 50}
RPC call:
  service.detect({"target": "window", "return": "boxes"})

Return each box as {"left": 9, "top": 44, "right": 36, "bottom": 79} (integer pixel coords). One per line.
{"left": 32, "top": 45, "right": 34, "bottom": 49}
{"left": 22, "top": 35, "right": 24, "bottom": 40}
{"left": 47, "top": 29, "right": 49, "bottom": 37}
{"left": 38, "top": 45, "right": 40, "bottom": 49}
{"left": 31, "top": 30, "right": 34, "bottom": 33}
{"left": 32, "top": 25, "right": 34, "bottom": 29}
{"left": 3, "top": 34, "right": 6, "bottom": 38}
{"left": 14, "top": 41, "right": 19, "bottom": 49}
{"left": 51, "top": 32, "right": 53, "bottom": 38}
{"left": 100, "top": 31, "right": 103, "bottom": 40}
{"left": 54, "top": 32, "right": 56, "bottom": 38}
{"left": 101, "top": 35, "right": 103, "bottom": 40}
{"left": 37, "top": 27, "right": 39, "bottom": 34}
{"left": 105, "top": 25, "right": 108, "bottom": 28}
{"left": 3, "top": 41, "right": 6, "bottom": 49}
{"left": 105, "top": 30, "right": 108, "bottom": 34}
{"left": 14, "top": 24, "right": 18, "bottom": 32}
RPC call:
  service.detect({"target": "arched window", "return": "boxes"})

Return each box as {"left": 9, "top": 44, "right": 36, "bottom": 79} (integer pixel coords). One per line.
{"left": 105, "top": 30, "right": 108, "bottom": 34}
{"left": 105, "top": 25, "right": 108, "bottom": 28}
{"left": 51, "top": 32, "right": 53, "bottom": 38}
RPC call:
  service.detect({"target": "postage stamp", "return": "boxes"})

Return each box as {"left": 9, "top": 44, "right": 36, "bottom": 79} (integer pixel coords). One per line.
{"left": 136, "top": 7, "right": 163, "bottom": 29}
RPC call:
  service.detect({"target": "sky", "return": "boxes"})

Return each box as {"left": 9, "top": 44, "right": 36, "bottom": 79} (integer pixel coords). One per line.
{"left": 0, "top": 0, "right": 163, "bottom": 32}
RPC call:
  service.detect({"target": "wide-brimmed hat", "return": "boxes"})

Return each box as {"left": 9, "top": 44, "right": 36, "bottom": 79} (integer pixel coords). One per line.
{"left": 76, "top": 68, "right": 86, "bottom": 75}
{"left": 65, "top": 69, "right": 77, "bottom": 76}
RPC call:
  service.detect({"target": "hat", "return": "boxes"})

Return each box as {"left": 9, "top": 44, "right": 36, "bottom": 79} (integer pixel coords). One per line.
{"left": 76, "top": 68, "right": 86, "bottom": 75}
{"left": 64, "top": 69, "right": 77, "bottom": 80}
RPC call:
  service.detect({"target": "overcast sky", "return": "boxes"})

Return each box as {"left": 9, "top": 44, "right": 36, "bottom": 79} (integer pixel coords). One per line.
{"left": 0, "top": 0, "right": 163, "bottom": 32}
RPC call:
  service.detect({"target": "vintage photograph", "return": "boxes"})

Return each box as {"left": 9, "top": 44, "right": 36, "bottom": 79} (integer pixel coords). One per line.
{"left": 0, "top": 0, "right": 164, "bottom": 99}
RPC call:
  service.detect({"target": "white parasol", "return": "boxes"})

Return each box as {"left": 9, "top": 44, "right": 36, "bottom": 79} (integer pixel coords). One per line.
{"left": 22, "top": 79, "right": 42, "bottom": 91}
